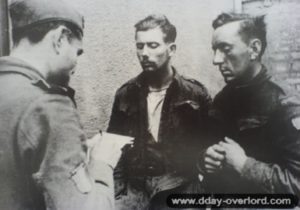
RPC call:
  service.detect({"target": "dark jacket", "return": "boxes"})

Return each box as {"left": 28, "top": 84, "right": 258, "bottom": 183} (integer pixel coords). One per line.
{"left": 205, "top": 67, "right": 300, "bottom": 198}
{"left": 108, "top": 68, "right": 212, "bottom": 196}
{"left": 0, "top": 57, "right": 114, "bottom": 210}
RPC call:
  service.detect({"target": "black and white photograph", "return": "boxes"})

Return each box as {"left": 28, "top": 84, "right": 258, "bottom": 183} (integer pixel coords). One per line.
{"left": 0, "top": 0, "right": 300, "bottom": 209}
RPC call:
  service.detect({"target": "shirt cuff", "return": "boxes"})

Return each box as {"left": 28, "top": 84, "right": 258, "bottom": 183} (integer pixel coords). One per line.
{"left": 240, "top": 157, "right": 274, "bottom": 193}
{"left": 240, "top": 157, "right": 257, "bottom": 178}
{"left": 89, "top": 161, "right": 114, "bottom": 189}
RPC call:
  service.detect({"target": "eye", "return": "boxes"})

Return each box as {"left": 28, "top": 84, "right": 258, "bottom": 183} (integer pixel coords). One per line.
{"left": 222, "top": 45, "right": 232, "bottom": 54}
{"left": 77, "top": 49, "right": 84, "bottom": 56}
{"left": 136, "top": 43, "right": 144, "bottom": 50}
{"left": 148, "top": 43, "right": 159, "bottom": 49}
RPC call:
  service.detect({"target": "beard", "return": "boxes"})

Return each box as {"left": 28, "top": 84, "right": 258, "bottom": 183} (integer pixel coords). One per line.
{"left": 143, "top": 60, "right": 168, "bottom": 76}
{"left": 141, "top": 61, "right": 157, "bottom": 72}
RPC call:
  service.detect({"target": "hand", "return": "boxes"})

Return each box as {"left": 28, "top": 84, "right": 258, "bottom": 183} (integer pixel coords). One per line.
{"left": 219, "top": 137, "right": 247, "bottom": 173}
{"left": 204, "top": 144, "right": 226, "bottom": 174}
{"left": 86, "top": 133, "right": 133, "bottom": 169}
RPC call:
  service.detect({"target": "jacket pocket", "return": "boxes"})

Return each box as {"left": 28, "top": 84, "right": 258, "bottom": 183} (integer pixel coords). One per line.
{"left": 237, "top": 116, "right": 268, "bottom": 131}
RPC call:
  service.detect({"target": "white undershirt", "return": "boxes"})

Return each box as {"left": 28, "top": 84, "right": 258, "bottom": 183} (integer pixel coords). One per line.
{"left": 147, "top": 88, "right": 167, "bottom": 142}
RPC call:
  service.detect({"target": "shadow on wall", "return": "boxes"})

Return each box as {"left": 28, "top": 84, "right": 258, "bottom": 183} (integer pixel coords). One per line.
{"left": 66, "top": 0, "right": 234, "bottom": 136}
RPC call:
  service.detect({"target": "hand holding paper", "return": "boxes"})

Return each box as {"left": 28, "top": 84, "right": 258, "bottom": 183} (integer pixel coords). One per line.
{"left": 86, "top": 132, "right": 133, "bottom": 169}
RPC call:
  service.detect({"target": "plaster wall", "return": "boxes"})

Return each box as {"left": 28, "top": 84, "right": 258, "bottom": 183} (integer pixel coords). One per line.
{"left": 65, "top": 0, "right": 234, "bottom": 136}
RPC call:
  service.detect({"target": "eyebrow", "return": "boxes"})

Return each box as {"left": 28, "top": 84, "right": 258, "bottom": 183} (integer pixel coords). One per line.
{"left": 136, "top": 41, "right": 159, "bottom": 44}
{"left": 212, "top": 42, "right": 231, "bottom": 50}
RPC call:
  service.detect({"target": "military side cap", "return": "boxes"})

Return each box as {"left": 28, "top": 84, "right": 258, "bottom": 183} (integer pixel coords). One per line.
{"left": 10, "top": 0, "right": 84, "bottom": 33}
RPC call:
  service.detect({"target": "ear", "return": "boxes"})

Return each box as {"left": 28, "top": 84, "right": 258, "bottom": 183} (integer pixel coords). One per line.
{"left": 249, "top": 38, "right": 262, "bottom": 61}
{"left": 51, "top": 26, "right": 69, "bottom": 55}
{"left": 168, "top": 43, "right": 177, "bottom": 57}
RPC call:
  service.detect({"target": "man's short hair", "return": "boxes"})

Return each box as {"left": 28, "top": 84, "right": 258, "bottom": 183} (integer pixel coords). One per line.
{"left": 134, "top": 14, "right": 177, "bottom": 43}
{"left": 12, "top": 21, "right": 83, "bottom": 45}
{"left": 212, "top": 13, "right": 267, "bottom": 58}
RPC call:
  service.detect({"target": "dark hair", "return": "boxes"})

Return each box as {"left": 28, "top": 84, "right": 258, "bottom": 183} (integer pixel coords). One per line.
{"left": 134, "top": 14, "right": 177, "bottom": 43}
{"left": 212, "top": 13, "right": 267, "bottom": 58}
{"left": 12, "top": 21, "right": 83, "bottom": 45}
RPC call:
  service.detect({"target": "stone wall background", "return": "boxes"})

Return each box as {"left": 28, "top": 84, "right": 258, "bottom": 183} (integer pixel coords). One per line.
{"left": 65, "top": 0, "right": 234, "bottom": 136}
{"left": 243, "top": 0, "right": 300, "bottom": 89}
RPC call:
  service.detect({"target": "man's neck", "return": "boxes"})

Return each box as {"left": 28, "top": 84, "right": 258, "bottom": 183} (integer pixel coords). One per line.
{"left": 232, "top": 62, "right": 263, "bottom": 87}
{"left": 249, "top": 62, "right": 263, "bottom": 79}
{"left": 147, "top": 64, "right": 174, "bottom": 91}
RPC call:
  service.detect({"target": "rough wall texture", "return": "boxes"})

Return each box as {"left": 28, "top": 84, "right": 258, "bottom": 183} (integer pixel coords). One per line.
{"left": 64, "top": 0, "right": 234, "bottom": 136}
{"left": 243, "top": 0, "right": 300, "bottom": 89}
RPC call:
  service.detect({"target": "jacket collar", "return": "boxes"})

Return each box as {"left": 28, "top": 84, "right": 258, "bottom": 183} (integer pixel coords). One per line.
{"left": 0, "top": 56, "right": 76, "bottom": 101}
{"left": 227, "top": 65, "right": 270, "bottom": 91}
{"left": 0, "top": 56, "right": 47, "bottom": 83}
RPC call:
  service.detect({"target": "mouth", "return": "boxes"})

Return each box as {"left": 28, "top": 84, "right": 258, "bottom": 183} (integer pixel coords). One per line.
{"left": 221, "top": 71, "right": 232, "bottom": 77}
{"left": 219, "top": 68, "right": 235, "bottom": 82}
{"left": 141, "top": 62, "right": 156, "bottom": 69}
{"left": 220, "top": 68, "right": 232, "bottom": 76}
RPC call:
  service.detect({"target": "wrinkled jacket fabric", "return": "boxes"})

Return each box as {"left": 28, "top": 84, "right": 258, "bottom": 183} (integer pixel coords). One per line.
{"left": 108, "top": 68, "right": 212, "bottom": 196}
{"left": 205, "top": 67, "right": 300, "bottom": 199}
{"left": 0, "top": 57, "right": 114, "bottom": 210}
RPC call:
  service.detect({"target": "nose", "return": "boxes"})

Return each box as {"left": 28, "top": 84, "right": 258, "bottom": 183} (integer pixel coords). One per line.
{"left": 213, "top": 49, "right": 224, "bottom": 65}
{"left": 141, "top": 45, "right": 149, "bottom": 58}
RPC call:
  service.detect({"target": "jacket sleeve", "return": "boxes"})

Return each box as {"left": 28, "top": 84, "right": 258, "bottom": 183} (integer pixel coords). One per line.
{"left": 107, "top": 91, "right": 128, "bottom": 197}
{"left": 240, "top": 114, "right": 300, "bottom": 196}
{"left": 16, "top": 94, "right": 115, "bottom": 210}
{"left": 107, "top": 90, "right": 127, "bottom": 135}
{"left": 241, "top": 157, "right": 300, "bottom": 195}
{"left": 172, "top": 85, "right": 213, "bottom": 177}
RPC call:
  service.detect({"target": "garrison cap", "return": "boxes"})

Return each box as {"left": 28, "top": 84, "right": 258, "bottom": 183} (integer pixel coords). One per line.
{"left": 9, "top": 0, "right": 84, "bottom": 33}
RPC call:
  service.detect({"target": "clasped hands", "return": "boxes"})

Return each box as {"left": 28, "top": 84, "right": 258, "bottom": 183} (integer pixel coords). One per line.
{"left": 204, "top": 137, "right": 247, "bottom": 174}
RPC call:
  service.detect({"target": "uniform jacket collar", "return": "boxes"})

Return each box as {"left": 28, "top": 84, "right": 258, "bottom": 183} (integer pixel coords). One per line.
{"left": 0, "top": 56, "right": 76, "bottom": 101}
{"left": 228, "top": 65, "right": 270, "bottom": 91}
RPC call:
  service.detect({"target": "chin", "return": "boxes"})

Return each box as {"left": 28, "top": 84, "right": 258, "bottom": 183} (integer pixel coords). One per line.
{"left": 224, "top": 77, "right": 235, "bottom": 84}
